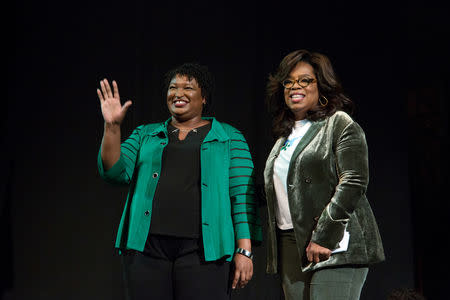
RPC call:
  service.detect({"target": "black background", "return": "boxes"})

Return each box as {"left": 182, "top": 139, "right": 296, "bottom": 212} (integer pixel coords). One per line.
{"left": 3, "top": 0, "right": 449, "bottom": 299}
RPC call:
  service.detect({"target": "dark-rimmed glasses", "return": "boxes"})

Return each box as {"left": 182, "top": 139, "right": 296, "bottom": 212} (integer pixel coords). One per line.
{"left": 282, "top": 77, "right": 316, "bottom": 89}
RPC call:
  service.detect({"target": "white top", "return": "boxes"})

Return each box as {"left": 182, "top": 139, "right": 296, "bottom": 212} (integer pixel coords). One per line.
{"left": 273, "top": 119, "right": 312, "bottom": 229}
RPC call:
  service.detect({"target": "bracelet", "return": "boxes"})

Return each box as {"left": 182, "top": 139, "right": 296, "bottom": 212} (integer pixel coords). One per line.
{"left": 235, "top": 248, "right": 253, "bottom": 260}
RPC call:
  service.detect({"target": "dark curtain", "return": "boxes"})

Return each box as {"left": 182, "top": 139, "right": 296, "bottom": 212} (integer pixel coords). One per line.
{"left": 6, "top": 0, "right": 448, "bottom": 299}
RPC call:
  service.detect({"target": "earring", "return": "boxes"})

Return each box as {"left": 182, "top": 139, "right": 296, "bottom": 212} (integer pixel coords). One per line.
{"left": 319, "top": 96, "right": 328, "bottom": 107}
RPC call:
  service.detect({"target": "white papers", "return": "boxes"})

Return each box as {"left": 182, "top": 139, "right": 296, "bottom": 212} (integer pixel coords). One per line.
{"left": 331, "top": 230, "right": 350, "bottom": 254}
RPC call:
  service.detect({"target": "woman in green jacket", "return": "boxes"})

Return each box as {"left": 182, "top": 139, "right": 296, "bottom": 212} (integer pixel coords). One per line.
{"left": 264, "top": 50, "right": 385, "bottom": 300}
{"left": 97, "top": 63, "right": 261, "bottom": 300}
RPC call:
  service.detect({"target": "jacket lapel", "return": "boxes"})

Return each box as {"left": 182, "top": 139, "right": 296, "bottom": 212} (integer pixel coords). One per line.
{"left": 288, "top": 120, "right": 325, "bottom": 169}
{"left": 203, "top": 117, "right": 229, "bottom": 143}
{"left": 264, "top": 137, "right": 286, "bottom": 182}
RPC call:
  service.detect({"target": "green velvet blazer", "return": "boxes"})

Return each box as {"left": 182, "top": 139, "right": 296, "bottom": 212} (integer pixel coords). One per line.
{"left": 264, "top": 111, "right": 385, "bottom": 274}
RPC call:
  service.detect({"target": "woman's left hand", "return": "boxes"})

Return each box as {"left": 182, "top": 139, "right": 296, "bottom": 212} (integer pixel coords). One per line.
{"left": 232, "top": 253, "right": 253, "bottom": 289}
{"left": 306, "top": 241, "right": 332, "bottom": 263}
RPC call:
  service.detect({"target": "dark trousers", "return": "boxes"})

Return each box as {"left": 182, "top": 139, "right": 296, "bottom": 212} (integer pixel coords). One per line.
{"left": 121, "top": 234, "right": 231, "bottom": 300}
{"left": 278, "top": 229, "right": 368, "bottom": 300}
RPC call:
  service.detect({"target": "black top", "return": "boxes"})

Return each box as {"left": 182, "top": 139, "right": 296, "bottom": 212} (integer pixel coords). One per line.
{"left": 147, "top": 122, "right": 212, "bottom": 239}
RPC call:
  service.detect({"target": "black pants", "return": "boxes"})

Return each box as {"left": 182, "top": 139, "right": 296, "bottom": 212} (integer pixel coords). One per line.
{"left": 121, "top": 235, "right": 231, "bottom": 300}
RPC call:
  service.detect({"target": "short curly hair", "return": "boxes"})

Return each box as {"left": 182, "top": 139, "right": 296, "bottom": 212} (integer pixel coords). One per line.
{"left": 163, "top": 62, "right": 215, "bottom": 114}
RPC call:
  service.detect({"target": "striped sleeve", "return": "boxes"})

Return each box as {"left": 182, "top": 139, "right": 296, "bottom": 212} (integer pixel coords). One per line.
{"left": 97, "top": 125, "right": 143, "bottom": 185}
{"left": 229, "top": 130, "right": 262, "bottom": 242}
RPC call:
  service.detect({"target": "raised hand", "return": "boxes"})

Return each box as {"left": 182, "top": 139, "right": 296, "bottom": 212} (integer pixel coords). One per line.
{"left": 97, "top": 79, "right": 132, "bottom": 125}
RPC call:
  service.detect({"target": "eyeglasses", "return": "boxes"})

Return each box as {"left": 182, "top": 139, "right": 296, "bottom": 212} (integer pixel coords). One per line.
{"left": 282, "top": 77, "right": 316, "bottom": 89}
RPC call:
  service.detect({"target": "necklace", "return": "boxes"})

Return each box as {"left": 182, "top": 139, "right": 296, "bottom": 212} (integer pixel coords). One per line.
{"left": 281, "top": 136, "right": 301, "bottom": 151}
{"left": 171, "top": 127, "right": 198, "bottom": 133}
{"left": 170, "top": 120, "right": 210, "bottom": 134}
{"left": 170, "top": 122, "right": 206, "bottom": 134}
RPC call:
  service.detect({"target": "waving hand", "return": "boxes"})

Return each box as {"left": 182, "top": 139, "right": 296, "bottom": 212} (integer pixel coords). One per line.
{"left": 97, "top": 79, "right": 132, "bottom": 125}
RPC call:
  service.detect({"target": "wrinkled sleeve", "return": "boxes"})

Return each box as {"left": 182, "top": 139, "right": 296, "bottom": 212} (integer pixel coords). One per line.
{"left": 229, "top": 130, "right": 262, "bottom": 242}
{"left": 311, "top": 121, "right": 369, "bottom": 249}
{"left": 97, "top": 125, "right": 143, "bottom": 185}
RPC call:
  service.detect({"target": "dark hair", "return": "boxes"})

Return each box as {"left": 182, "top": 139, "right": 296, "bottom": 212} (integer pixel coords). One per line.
{"left": 266, "top": 49, "right": 354, "bottom": 138}
{"left": 163, "top": 62, "right": 215, "bottom": 114}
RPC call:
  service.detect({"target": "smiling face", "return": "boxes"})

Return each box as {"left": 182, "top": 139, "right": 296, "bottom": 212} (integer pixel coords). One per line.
{"left": 283, "top": 62, "right": 319, "bottom": 120}
{"left": 167, "top": 74, "right": 206, "bottom": 122}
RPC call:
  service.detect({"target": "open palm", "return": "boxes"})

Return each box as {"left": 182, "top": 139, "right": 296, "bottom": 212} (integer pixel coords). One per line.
{"left": 97, "top": 79, "right": 132, "bottom": 124}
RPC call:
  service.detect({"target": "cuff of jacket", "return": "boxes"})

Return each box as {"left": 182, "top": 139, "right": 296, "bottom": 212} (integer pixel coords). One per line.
{"left": 311, "top": 203, "right": 348, "bottom": 250}
{"left": 234, "top": 222, "right": 263, "bottom": 242}
{"left": 97, "top": 149, "right": 127, "bottom": 184}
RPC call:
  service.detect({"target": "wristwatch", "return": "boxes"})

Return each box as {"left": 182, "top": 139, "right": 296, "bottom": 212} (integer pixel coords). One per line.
{"left": 235, "top": 248, "right": 254, "bottom": 260}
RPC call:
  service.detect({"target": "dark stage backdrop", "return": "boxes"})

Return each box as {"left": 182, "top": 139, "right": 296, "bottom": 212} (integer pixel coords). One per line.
{"left": 5, "top": 0, "right": 449, "bottom": 299}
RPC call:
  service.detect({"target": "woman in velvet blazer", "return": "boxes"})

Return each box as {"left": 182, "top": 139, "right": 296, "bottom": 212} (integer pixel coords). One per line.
{"left": 263, "top": 50, "right": 385, "bottom": 300}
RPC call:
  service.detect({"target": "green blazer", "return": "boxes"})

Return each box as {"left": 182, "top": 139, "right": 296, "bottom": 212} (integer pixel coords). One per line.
{"left": 98, "top": 117, "right": 262, "bottom": 262}
{"left": 264, "top": 111, "right": 385, "bottom": 273}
